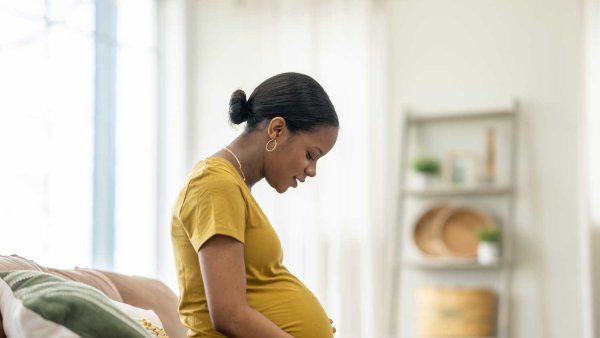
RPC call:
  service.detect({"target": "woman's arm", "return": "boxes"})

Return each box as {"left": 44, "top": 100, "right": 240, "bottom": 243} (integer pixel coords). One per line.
{"left": 198, "top": 235, "right": 293, "bottom": 338}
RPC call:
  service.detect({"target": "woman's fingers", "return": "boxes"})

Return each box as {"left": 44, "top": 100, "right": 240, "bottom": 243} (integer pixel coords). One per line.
{"left": 329, "top": 318, "right": 336, "bottom": 334}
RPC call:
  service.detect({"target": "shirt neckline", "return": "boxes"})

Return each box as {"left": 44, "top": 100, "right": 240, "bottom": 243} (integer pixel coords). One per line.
{"left": 205, "top": 156, "right": 251, "bottom": 193}
{"left": 205, "top": 156, "right": 273, "bottom": 227}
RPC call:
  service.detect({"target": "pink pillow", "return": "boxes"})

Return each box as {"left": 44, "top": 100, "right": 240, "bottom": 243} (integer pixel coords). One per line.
{"left": 0, "top": 255, "right": 187, "bottom": 338}
{"left": 0, "top": 254, "right": 45, "bottom": 271}
{"left": 0, "top": 255, "right": 122, "bottom": 302}
{"left": 0, "top": 254, "right": 122, "bottom": 338}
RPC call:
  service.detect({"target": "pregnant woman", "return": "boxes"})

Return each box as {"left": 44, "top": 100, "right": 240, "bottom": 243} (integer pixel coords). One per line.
{"left": 170, "top": 72, "right": 339, "bottom": 337}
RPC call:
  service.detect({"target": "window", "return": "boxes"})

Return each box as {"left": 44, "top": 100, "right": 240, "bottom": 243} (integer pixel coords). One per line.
{"left": 0, "top": 0, "right": 157, "bottom": 274}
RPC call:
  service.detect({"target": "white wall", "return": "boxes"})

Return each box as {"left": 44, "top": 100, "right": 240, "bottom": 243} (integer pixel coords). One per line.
{"left": 389, "top": 1, "right": 585, "bottom": 337}
{"left": 176, "top": 2, "right": 392, "bottom": 337}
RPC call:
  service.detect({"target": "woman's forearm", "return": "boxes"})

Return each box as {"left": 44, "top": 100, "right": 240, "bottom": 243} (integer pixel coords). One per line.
{"left": 217, "top": 305, "right": 293, "bottom": 338}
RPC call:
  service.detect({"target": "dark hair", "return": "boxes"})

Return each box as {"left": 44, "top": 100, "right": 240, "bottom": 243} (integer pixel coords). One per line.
{"left": 228, "top": 72, "right": 339, "bottom": 133}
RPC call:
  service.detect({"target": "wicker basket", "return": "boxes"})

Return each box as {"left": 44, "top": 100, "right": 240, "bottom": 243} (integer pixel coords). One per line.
{"left": 417, "top": 287, "right": 497, "bottom": 337}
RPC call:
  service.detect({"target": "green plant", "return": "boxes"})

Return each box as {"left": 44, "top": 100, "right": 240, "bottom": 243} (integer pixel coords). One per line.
{"left": 412, "top": 157, "right": 441, "bottom": 175}
{"left": 478, "top": 227, "right": 501, "bottom": 243}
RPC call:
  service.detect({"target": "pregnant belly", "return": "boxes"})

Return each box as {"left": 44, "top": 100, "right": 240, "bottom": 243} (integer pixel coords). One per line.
{"left": 247, "top": 285, "right": 333, "bottom": 338}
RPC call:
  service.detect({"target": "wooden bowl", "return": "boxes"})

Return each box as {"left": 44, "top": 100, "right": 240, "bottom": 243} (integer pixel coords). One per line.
{"left": 412, "top": 204, "right": 450, "bottom": 257}
{"left": 434, "top": 205, "right": 494, "bottom": 258}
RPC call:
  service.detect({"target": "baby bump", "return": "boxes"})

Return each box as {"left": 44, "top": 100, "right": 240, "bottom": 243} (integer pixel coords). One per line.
{"left": 247, "top": 288, "right": 333, "bottom": 338}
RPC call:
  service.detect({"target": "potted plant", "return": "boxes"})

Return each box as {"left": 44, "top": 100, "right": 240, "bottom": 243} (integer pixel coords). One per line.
{"left": 477, "top": 227, "right": 501, "bottom": 265}
{"left": 412, "top": 157, "right": 441, "bottom": 188}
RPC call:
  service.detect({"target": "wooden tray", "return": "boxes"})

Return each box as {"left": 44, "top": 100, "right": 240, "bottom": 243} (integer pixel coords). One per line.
{"left": 412, "top": 204, "right": 450, "bottom": 257}
{"left": 434, "top": 206, "right": 494, "bottom": 258}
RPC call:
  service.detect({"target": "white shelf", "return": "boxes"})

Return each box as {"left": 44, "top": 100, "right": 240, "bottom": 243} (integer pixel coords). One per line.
{"left": 389, "top": 104, "right": 518, "bottom": 338}
{"left": 409, "top": 336, "right": 496, "bottom": 338}
{"left": 407, "top": 108, "right": 514, "bottom": 124}
{"left": 399, "top": 258, "right": 506, "bottom": 270}
{"left": 403, "top": 185, "right": 512, "bottom": 198}
{"left": 393, "top": 336, "right": 496, "bottom": 338}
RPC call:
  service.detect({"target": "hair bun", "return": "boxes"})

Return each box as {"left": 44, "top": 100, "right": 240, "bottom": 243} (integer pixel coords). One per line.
{"left": 229, "top": 89, "right": 251, "bottom": 125}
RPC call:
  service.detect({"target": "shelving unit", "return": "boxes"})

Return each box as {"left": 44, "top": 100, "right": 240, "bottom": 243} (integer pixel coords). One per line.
{"left": 399, "top": 258, "right": 510, "bottom": 271}
{"left": 388, "top": 102, "right": 519, "bottom": 338}
{"left": 403, "top": 186, "right": 513, "bottom": 198}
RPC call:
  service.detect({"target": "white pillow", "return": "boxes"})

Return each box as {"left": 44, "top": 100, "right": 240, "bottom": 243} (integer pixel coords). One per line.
{"left": 0, "top": 271, "right": 79, "bottom": 337}
{"left": 110, "top": 300, "right": 167, "bottom": 337}
{"left": 0, "top": 270, "right": 166, "bottom": 337}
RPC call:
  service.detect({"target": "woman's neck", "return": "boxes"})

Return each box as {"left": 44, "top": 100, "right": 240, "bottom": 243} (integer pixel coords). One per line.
{"left": 215, "top": 132, "right": 265, "bottom": 190}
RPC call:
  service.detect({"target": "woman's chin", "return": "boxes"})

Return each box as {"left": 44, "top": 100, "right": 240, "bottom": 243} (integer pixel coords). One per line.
{"left": 273, "top": 182, "right": 290, "bottom": 194}
{"left": 266, "top": 178, "right": 291, "bottom": 194}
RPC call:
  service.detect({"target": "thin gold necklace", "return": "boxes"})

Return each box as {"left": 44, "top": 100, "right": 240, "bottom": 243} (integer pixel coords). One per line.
{"left": 222, "top": 146, "right": 246, "bottom": 182}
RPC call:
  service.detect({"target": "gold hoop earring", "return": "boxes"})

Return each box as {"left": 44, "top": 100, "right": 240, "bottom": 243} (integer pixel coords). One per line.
{"left": 266, "top": 139, "right": 278, "bottom": 152}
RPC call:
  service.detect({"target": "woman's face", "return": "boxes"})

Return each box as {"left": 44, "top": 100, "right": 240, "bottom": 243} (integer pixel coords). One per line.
{"left": 264, "top": 119, "right": 338, "bottom": 193}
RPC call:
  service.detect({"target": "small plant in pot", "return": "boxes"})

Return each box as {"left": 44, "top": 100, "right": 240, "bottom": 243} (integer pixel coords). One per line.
{"left": 412, "top": 157, "right": 441, "bottom": 188}
{"left": 477, "top": 227, "right": 501, "bottom": 265}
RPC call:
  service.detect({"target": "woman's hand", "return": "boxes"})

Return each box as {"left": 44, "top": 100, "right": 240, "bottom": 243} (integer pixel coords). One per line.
{"left": 330, "top": 318, "right": 336, "bottom": 334}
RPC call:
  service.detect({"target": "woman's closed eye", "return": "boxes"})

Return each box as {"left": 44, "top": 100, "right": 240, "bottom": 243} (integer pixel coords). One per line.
{"left": 306, "top": 152, "right": 313, "bottom": 161}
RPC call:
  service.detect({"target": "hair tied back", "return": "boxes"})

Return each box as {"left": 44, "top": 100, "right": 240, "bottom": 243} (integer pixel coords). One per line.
{"left": 228, "top": 89, "right": 252, "bottom": 125}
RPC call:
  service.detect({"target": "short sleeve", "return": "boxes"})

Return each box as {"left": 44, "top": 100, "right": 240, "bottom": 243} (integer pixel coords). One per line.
{"left": 178, "top": 172, "right": 247, "bottom": 252}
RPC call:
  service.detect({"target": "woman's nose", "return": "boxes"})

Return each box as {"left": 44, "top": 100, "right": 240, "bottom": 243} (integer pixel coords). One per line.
{"left": 305, "top": 164, "right": 317, "bottom": 178}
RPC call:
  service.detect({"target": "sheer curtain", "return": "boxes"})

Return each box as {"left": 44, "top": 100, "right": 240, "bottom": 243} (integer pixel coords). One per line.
{"left": 586, "top": 0, "right": 600, "bottom": 336}
{"left": 155, "top": 1, "right": 394, "bottom": 337}
{"left": 0, "top": 1, "right": 95, "bottom": 269}
{"left": 0, "top": 0, "right": 159, "bottom": 275}
{"left": 112, "top": 0, "right": 159, "bottom": 278}
{"left": 587, "top": 1, "right": 600, "bottom": 216}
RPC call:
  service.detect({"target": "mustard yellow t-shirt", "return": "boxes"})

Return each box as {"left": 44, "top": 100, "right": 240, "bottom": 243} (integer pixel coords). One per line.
{"left": 170, "top": 157, "right": 333, "bottom": 338}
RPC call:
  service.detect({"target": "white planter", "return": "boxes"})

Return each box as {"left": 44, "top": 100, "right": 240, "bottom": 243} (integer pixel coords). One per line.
{"left": 477, "top": 241, "right": 500, "bottom": 265}
{"left": 413, "top": 173, "right": 436, "bottom": 189}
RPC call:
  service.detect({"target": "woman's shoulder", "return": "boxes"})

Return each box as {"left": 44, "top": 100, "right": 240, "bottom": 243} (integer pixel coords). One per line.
{"left": 191, "top": 157, "right": 237, "bottom": 178}
{"left": 184, "top": 157, "right": 246, "bottom": 198}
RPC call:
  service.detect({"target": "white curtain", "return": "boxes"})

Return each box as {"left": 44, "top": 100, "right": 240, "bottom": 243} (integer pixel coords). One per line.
{"left": 156, "top": 1, "right": 394, "bottom": 337}
{"left": 0, "top": 0, "right": 159, "bottom": 274}
{"left": 0, "top": 1, "right": 95, "bottom": 268}
{"left": 586, "top": 0, "right": 600, "bottom": 336}
{"left": 587, "top": 1, "right": 600, "bottom": 216}
{"left": 112, "top": 0, "right": 159, "bottom": 278}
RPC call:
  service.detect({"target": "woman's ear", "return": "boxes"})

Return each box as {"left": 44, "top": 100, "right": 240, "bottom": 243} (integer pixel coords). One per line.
{"left": 267, "top": 117, "right": 287, "bottom": 140}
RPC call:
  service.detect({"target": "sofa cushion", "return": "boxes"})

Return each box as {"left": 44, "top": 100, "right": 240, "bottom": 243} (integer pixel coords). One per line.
{"left": 100, "top": 270, "right": 187, "bottom": 338}
{"left": 0, "top": 254, "right": 45, "bottom": 271}
{"left": 111, "top": 299, "right": 168, "bottom": 338}
{"left": 0, "top": 255, "right": 187, "bottom": 338}
{"left": 0, "top": 270, "right": 161, "bottom": 337}
{"left": 0, "top": 255, "right": 123, "bottom": 302}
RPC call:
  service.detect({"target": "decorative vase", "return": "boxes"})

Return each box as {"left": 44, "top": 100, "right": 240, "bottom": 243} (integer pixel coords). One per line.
{"left": 413, "top": 173, "right": 436, "bottom": 189}
{"left": 477, "top": 241, "right": 500, "bottom": 265}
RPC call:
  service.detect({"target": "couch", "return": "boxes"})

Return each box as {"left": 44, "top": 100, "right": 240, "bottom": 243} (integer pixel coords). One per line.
{"left": 0, "top": 254, "right": 187, "bottom": 338}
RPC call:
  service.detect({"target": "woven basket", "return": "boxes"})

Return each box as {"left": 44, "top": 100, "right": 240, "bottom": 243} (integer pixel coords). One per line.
{"left": 417, "top": 287, "right": 497, "bottom": 337}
